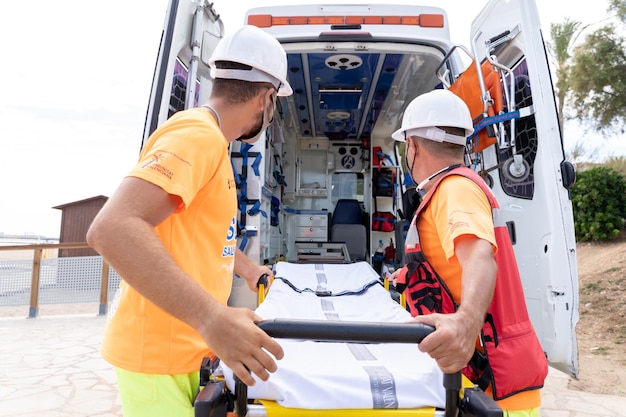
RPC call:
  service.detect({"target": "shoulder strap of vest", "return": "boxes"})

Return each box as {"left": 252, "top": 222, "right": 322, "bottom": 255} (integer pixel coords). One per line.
{"left": 414, "top": 167, "right": 498, "bottom": 221}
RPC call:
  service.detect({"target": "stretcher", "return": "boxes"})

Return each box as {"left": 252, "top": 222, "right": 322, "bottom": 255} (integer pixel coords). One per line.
{"left": 194, "top": 262, "right": 502, "bottom": 417}
{"left": 435, "top": 36, "right": 534, "bottom": 184}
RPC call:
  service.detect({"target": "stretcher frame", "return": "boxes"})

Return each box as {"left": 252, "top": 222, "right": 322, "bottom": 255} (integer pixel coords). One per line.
{"left": 194, "top": 270, "right": 503, "bottom": 417}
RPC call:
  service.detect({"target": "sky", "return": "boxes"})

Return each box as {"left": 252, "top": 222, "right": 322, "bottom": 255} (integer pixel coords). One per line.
{"left": 0, "top": 0, "right": 619, "bottom": 238}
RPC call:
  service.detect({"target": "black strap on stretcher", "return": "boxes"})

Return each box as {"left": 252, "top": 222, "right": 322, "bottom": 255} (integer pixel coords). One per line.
{"left": 272, "top": 276, "right": 381, "bottom": 297}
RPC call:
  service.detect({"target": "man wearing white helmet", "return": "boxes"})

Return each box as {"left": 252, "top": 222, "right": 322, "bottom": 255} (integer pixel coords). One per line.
{"left": 390, "top": 89, "right": 547, "bottom": 416}
{"left": 87, "top": 25, "right": 292, "bottom": 417}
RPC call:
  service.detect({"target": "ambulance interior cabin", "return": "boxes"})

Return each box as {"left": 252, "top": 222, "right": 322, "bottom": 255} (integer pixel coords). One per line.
{"left": 246, "top": 12, "right": 467, "bottom": 269}
{"left": 273, "top": 44, "right": 436, "bottom": 267}
{"left": 248, "top": 17, "right": 543, "bottom": 272}
{"left": 159, "top": 5, "right": 544, "bottom": 276}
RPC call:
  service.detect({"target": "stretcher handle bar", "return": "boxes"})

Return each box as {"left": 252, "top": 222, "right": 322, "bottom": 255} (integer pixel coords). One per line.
{"left": 257, "top": 318, "right": 434, "bottom": 343}
{"left": 435, "top": 44, "right": 475, "bottom": 89}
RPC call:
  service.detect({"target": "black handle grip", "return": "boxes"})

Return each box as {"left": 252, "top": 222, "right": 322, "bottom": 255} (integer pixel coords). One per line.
{"left": 256, "top": 273, "right": 269, "bottom": 288}
{"left": 488, "top": 29, "right": 511, "bottom": 45}
{"left": 257, "top": 318, "right": 434, "bottom": 344}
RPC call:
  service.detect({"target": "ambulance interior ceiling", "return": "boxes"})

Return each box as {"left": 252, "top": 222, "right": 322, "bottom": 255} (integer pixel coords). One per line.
{"left": 278, "top": 44, "right": 445, "bottom": 141}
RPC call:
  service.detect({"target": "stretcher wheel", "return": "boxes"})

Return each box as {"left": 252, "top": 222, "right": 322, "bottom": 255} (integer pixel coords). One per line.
{"left": 502, "top": 155, "right": 530, "bottom": 183}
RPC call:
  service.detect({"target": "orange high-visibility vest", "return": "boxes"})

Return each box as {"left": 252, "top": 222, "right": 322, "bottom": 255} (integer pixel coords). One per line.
{"left": 395, "top": 166, "right": 547, "bottom": 401}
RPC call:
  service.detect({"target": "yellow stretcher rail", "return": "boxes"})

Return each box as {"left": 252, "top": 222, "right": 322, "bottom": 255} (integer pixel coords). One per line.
{"left": 259, "top": 375, "right": 476, "bottom": 416}
{"left": 260, "top": 400, "right": 438, "bottom": 416}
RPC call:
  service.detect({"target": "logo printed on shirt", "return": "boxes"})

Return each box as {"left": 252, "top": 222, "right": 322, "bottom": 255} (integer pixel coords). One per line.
{"left": 141, "top": 152, "right": 166, "bottom": 168}
{"left": 226, "top": 217, "right": 236, "bottom": 241}
{"left": 141, "top": 152, "right": 174, "bottom": 179}
{"left": 448, "top": 210, "right": 475, "bottom": 235}
{"left": 143, "top": 150, "right": 192, "bottom": 167}
{"left": 140, "top": 150, "right": 192, "bottom": 180}
{"left": 222, "top": 217, "right": 237, "bottom": 258}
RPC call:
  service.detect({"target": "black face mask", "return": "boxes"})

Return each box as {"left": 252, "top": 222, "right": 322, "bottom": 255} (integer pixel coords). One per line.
{"left": 404, "top": 136, "right": 417, "bottom": 185}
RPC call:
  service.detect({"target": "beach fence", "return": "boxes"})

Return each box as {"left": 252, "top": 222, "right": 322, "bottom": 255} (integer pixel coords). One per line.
{"left": 0, "top": 242, "right": 120, "bottom": 317}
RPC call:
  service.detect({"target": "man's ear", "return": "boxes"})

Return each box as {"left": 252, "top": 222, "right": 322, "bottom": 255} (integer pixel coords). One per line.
{"left": 259, "top": 88, "right": 273, "bottom": 108}
{"left": 408, "top": 137, "right": 418, "bottom": 155}
{"left": 261, "top": 88, "right": 278, "bottom": 120}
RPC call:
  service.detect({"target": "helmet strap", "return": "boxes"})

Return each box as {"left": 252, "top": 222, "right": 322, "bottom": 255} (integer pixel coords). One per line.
{"left": 406, "top": 127, "right": 467, "bottom": 146}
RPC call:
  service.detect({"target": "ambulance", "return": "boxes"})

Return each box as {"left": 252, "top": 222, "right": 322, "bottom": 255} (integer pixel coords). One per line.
{"left": 142, "top": 0, "right": 579, "bottom": 378}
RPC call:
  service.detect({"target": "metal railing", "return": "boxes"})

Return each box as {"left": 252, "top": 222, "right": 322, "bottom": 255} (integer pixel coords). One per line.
{"left": 0, "top": 242, "right": 119, "bottom": 318}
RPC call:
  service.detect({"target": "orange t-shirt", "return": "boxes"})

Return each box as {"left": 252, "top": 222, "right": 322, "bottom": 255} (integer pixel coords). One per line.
{"left": 417, "top": 175, "right": 497, "bottom": 303}
{"left": 101, "top": 108, "right": 237, "bottom": 375}
{"left": 418, "top": 175, "right": 541, "bottom": 410}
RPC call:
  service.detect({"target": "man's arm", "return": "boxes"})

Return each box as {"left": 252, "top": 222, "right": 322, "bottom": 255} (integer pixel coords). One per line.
{"left": 410, "top": 235, "right": 496, "bottom": 373}
{"left": 87, "top": 177, "right": 283, "bottom": 385}
{"left": 235, "top": 248, "right": 273, "bottom": 292}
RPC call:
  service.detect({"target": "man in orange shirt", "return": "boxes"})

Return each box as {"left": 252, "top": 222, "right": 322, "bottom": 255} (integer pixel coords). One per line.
{"left": 390, "top": 89, "right": 547, "bottom": 416}
{"left": 87, "top": 25, "right": 292, "bottom": 417}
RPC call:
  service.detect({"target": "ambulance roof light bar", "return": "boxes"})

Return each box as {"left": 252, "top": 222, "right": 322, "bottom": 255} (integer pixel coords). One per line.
{"left": 247, "top": 14, "right": 444, "bottom": 28}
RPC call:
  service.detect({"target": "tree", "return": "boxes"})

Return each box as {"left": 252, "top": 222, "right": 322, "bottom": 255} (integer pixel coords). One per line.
{"left": 549, "top": 19, "right": 582, "bottom": 133}
{"left": 568, "top": 1, "right": 626, "bottom": 135}
{"left": 569, "top": 26, "right": 626, "bottom": 134}
{"left": 609, "top": 0, "right": 626, "bottom": 21}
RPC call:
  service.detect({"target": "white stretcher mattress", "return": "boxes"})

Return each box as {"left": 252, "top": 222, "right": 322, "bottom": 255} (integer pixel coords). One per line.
{"left": 220, "top": 261, "right": 445, "bottom": 410}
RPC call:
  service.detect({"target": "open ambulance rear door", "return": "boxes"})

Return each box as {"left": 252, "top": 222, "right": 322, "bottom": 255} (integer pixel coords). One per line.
{"left": 466, "top": 0, "right": 579, "bottom": 377}
{"left": 141, "top": 0, "right": 223, "bottom": 147}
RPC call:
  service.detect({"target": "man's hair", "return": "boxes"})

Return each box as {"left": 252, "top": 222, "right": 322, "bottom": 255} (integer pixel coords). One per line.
{"left": 211, "top": 61, "right": 274, "bottom": 104}
{"left": 415, "top": 126, "right": 466, "bottom": 159}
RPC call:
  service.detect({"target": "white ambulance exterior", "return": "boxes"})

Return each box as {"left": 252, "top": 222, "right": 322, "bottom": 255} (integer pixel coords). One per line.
{"left": 142, "top": 0, "right": 579, "bottom": 377}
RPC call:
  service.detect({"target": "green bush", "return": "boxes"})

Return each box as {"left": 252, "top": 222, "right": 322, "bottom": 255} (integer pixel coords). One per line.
{"left": 571, "top": 166, "right": 626, "bottom": 242}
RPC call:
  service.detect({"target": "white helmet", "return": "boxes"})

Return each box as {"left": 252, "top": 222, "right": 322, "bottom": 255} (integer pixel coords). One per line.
{"left": 391, "top": 89, "right": 473, "bottom": 144}
{"left": 209, "top": 25, "right": 293, "bottom": 96}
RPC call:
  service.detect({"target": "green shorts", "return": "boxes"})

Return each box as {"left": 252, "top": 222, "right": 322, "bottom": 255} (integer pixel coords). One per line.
{"left": 504, "top": 408, "right": 540, "bottom": 417}
{"left": 115, "top": 367, "right": 200, "bottom": 417}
